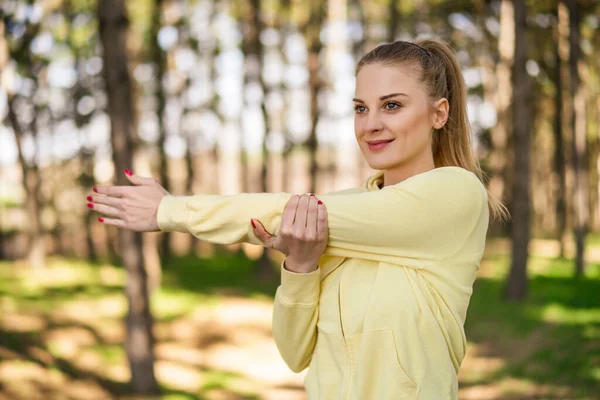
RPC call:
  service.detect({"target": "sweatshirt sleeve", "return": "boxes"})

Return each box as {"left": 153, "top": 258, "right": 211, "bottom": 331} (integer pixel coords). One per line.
{"left": 157, "top": 168, "right": 486, "bottom": 268}
{"left": 271, "top": 260, "right": 320, "bottom": 372}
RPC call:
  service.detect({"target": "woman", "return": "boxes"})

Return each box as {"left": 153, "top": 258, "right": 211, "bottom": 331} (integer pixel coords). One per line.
{"left": 88, "top": 39, "right": 507, "bottom": 399}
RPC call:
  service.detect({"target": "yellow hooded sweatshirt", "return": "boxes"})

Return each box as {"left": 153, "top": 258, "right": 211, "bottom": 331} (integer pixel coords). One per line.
{"left": 157, "top": 166, "right": 489, "bottom": 399}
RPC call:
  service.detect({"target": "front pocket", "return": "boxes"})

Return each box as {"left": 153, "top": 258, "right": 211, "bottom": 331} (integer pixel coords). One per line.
{"left": 305, "top": 333, "right": 347, "bottom": 400}
{"left": 349, "top": 329, "right": 418, "bottom": 399}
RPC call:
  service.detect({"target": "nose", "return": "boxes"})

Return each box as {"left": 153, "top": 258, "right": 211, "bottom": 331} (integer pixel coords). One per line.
{"left": 363, "top": 109, "right": 383, "bottom": 133}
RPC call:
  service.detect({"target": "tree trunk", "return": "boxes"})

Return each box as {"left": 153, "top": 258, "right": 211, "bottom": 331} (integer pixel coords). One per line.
{"left": 505, "top": 0, "right": 531, "bottom": 301}
{"left": 98, "top": 0, "right": 160, "bottom": 394}
{"left": 552, "top": 8, "right": 567, "bottom": 257}
{"left": 388, "top": 0, "right": 399, "bottom": 43}
{"left": 7, "top": 97, "right": 46, "bottom": 269}
{"left": 151, "top": 0, "right": 172, "bottom": 261}
{"left": 565, "top": 0, "right": 588, "bottom": 277}
{"left": 305, "top": 3, "right": 323, "bottom": 195}
{"left": 245, "top": 0, "right": 277, "bottom": 280}
{"left": 489, "top": 0, "right": 515, "bottom": 237}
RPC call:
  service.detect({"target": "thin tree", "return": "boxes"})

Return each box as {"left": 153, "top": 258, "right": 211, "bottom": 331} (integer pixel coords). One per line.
{"left": 489, "top": 0, "right": 515, "bottom": 237}
{"left": 5, "top": 16, "right": 46, "bottom": 268}
{"left": 505, "top": 0, "right": 531, "bottom": 301}
{"left": 388, "top": 0, "right": 399, "bottom": 43}
{"left": 97, "top": 0, "right": 160, "bottom": 394}
{"left": 150, "top": 0, "right": 172, "bottom": 261}
{"left": 305, "top": 2, "right": 323, "bottom": 195}
{"left": 552, "top": 3, "right": 567, "bottom": 258}
{"left": 565, "top": 0, "right": 588, "bottom": 277}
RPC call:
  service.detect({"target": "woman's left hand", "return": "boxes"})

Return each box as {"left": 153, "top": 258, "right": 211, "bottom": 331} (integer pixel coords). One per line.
{"left": 251, "top": 194, "right": 328, "bottom": 272}
{"left": 87, "top": 170, "right": 170, "bottom": 232}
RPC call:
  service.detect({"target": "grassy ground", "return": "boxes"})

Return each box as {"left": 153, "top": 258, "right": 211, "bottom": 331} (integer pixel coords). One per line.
{"left": 0, "top": 238, "right": 599, "bottom": 399}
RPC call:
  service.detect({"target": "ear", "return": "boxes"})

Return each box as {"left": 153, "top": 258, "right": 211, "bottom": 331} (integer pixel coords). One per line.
{"left": 431, "top": 98, "right": 449, "bottom": 130}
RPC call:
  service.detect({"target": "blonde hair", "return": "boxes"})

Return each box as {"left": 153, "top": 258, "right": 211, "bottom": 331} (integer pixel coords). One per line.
{"left": 356, "top": 39, "right": 509, "bottom": 223}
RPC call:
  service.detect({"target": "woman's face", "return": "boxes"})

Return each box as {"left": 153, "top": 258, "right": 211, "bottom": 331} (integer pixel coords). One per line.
{"left": 353, "top": 62, "right": 443, "bottom": 175}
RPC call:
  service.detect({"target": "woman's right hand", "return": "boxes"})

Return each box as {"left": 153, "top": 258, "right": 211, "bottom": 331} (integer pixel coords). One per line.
{"left": 251, "top": 194, "right": 328, "bottom": 273}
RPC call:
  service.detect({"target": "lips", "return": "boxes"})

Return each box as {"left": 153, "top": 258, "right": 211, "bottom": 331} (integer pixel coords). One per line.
{"left": 367, "top": 139, "right": 394, "bottom": 151}
{"left": 366, "top": 139, "right": 395, "bottom": 145}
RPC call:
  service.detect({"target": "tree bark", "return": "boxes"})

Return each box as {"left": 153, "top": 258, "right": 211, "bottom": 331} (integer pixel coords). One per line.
{"left": 505, "top": 0, "right": 531, "bottom": 301}
{"left": 565, "top": 0, "right": 588, "bottom": 277}
{"left": 150, "top": 0, "right": 172, "bottom": 261}
{"left": 98, "top": 0, "right": 160, "bottom": 394}
{"left": 552, "top": 7, "right": 567, "bottom": 257}
{"left": 489, "top": 0, "right": 515, "bottom": 237}
{"left": 388, "top": 0, "right": 399, "bottom": 43}
{"left": 7, "top": 97, "right": 46, "bottom": 269}
{"left": 305, "top": 3, "right": 323, "bottom": 195}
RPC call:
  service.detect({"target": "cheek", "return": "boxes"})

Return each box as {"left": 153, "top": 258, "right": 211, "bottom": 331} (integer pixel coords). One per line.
{"left": 386, "top": 108, "right": 428, "bottom": 136}
{"left": 354, "top": 117, "right": 363, "bottom": 137}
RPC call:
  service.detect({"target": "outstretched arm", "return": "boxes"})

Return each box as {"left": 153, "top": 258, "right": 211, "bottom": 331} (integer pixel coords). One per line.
{"left": 157, "top": 168, "right": 486, "bottom": 266}
{"left": 89, "top": 168, "right": 486, "bottom": 267}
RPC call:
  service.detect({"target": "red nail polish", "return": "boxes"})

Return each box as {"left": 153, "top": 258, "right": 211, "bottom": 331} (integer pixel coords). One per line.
{"left": 93, "top": 187, "right": 98, "bottom": 193}
{"left": 310, "top": 194, "right": 316, "bottom": 197}
{"left": 251, "top": 219, "right": 256, "bottom": 229}
{"left": 98, "top": 217, "right": 104, "bottom": 223}
{"left": 87, "top": 196, "right": 92, "bottom": 201}
{"left": 125, "top": 169, "right": 132, "bottom": 176}
{"left": 318, "top": 200, "right": 323, "bottom": 205}
{"left": 87, "top": 203, "right": 94, "bottom": 209}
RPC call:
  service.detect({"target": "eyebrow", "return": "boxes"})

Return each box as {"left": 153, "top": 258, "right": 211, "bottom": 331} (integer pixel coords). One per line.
{"left": 352, "top": 93, "right": 409, "bottom": 103}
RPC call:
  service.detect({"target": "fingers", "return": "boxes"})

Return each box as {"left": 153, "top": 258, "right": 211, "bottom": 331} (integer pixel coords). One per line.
{"left": 282, "top": 195, "right": 301, "bottom": 227}
{"left": 317, "top": 199, "right": 328, "bottom": 240}
{"left": 87, "top": 194, "right": 121, "bottom": 208}
{"left": 92, "top": 185, "right": 126, "bottom": 197}
{"left": 251, "top": 219, "right": 273, "bottom": 243}
{"left": 91, "top": 170, "right": 157, "bottom": 198}
{"left": 88, "top": 202, "right": 121, "bottom": 218}
{"left": 294, "top": 194, "right": 311, "bottom": 229}
{"left": 97, "top": 217, "right": 126, "bottom": 228}
{"left": 305, "top": 195, "right": 319, "bottom": 234}
{"left": 125, "top": 170, "right": 158, "bottom": 186}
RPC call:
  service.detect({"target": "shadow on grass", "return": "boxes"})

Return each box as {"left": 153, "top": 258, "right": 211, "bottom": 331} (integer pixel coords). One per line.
{"left": 161, "top": 250, "right": 280, "bottom": 299}
{"left": 0, "top": 323, "right": 260, "bottom": 400}
{"left": 463, "top": 268, "right": 600, "bottom": 398}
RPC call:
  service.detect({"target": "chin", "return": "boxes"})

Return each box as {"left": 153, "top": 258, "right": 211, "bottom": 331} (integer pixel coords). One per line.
{"left": 365, "top": 157, "right": 402, "bottom": 171}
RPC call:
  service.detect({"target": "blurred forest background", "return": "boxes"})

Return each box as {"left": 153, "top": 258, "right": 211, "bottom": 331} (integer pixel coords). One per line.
{"left": 0, "top": 0, "right": 599, "bottom": 399}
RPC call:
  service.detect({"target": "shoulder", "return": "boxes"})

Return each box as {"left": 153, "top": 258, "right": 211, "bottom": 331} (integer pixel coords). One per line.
{"left": 324, "top": 187, "right": 366, "bottom": 196}
{"left": 389, "top": 166, "right": 486, "bottom": 214}
{"left": 394, "top": 166, "right": 484, "bottom": 194}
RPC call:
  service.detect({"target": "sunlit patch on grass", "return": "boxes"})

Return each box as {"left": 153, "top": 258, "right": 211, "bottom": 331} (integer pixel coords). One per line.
{"left": 156, "top": 360, "right": 204, "bottom": 392}
{"left": 151, "top": 288, "right": 207, "bottom": 322}
{"left": 0, "top": 312, "right": 46, "bottom": 333}
{"left": 541, "top": 303, "right": 600, "bottom": 325}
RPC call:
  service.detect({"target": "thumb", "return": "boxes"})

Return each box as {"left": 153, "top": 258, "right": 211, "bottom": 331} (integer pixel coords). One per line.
{"left": 251, "top": 219, "right": 274, "bottom": 245}
{"left": 124, "top": 169, "right": 156, "bottom": 186}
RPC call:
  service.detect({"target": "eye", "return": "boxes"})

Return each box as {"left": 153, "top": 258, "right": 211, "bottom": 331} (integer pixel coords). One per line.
{"left": 383, "top": 101, "right": 402, "bottom": 110}
{"left": 354, "top": 104, "right": 367, "bottom": 113}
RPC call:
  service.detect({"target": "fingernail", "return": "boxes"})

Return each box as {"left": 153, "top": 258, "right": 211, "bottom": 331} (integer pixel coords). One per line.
{"left": 251, "top": 219, "right": 256, "bottom": 229}
{"left": 87, "top": 203, "right": 94, "bottom": 209}
{"left": 98, "top": 217, "right": 104, "bottom": 223}
{"left": 87, "top": 196, "right": 92, "bottom": 201}
{"left": 125, "top": 169, "right": 132, "bottom": 176}
{"left": 310, "top": 194, "right": 316, "bottom": 197}
{"left": 318, "top": 200, "right": 323, "bottom": 205}
{"left": 93, "top": 187, "right": 98, "bottom": 193}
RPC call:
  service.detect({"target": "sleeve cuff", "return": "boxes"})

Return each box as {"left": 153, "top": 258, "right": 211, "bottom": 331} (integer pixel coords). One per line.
{"left": 277, "top": 260, "right": 321, "bottom": 306}
{"left": 157, "top": 195, "right": 190, "bottom": 232}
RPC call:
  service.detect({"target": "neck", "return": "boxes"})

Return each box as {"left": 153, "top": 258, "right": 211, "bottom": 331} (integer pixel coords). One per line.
{"left": 382, "top": 154, "right": 436, "bottom": 187}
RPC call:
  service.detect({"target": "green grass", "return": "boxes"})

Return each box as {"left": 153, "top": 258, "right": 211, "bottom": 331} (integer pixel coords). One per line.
{"left": 1, "top": 242, "right": 599, "bottom": 398}
{"left": 464, "top": 252, "right": 600, "bottom": 398}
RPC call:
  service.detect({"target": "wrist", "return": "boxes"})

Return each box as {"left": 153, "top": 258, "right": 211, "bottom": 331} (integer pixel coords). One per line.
{"left": 284, "top": 258, "right": 318, "bottom": 274}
